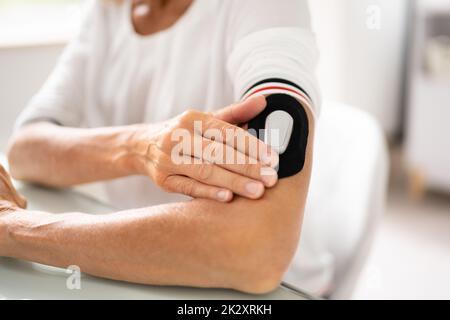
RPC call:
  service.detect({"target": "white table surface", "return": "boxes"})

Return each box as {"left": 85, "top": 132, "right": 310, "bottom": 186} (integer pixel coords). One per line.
{"left": 0, "top": 157, "right": 310, "bottom": 300}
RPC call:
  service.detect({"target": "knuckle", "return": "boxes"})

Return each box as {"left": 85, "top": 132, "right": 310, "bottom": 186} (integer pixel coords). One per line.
{"left": 230, "top": 176, "right": 244, "bottom": 192}
{"left": 177, "top": 111, "right": 191, "bottom": 126}
{"left": 202, "top": 115, "right": 216, "bottom": 129}
{"left": 202, "top": 111, "right": 214, "bottom": 120}
{"left": 173, "top": 116, "right": 185, "bottom": 129}
{"left": 216, "top": 124, "right": 230, "bottom": 141}
{"left": 179, "top": 109, "right": 200, "bottom": 123}
{"left": 195, "top": 164, "right": 214, "bottom": 181}
{"left": 181, "top": 109, "right": 194, "bottom": 118}
{"left": 243, "top": 163, "right": 258, "bottom": 178}
{"left": 225, "top": 126, "right": 239, "bottom": 145}
{"left": 180, "top": 179, "right": 196, "bottom": 196}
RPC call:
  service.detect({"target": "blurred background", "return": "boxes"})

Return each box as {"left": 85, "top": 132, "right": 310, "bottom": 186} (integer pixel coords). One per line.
{"left": 0, "top": 0, "right": 449, "bottom": 299}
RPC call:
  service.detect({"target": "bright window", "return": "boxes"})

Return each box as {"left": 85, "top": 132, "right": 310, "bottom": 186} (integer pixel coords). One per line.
{"left": 0, "top": 0, "right": 85, "bottom": 47}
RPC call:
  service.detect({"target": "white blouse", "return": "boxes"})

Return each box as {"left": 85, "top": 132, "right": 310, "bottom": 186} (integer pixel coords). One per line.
{"left": 16, "top": 0, "right": 330, "bottom": 295}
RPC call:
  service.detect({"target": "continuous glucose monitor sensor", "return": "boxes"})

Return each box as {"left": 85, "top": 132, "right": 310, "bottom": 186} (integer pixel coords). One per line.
{"left": 245, "top": 79, "right": 311, "bottom": 178}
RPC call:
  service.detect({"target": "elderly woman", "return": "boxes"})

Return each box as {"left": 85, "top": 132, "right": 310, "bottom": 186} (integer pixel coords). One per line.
{"left": 3, "top": 0, "right": 325, "bottom": 294}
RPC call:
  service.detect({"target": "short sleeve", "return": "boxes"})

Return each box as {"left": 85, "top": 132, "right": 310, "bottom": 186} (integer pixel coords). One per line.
{"left": 226, "top": 0, "right": 321, "bottom": 117}
{"left": 14, "top": 1, "right": 99, "bottom": 129}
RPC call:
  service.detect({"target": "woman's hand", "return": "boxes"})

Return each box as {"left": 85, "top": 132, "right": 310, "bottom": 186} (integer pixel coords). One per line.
{"left": 130, "top": 96, "right": 279, "bottom": 202}
{"left": 0, "top": 164, "right": 27, "bottom": 209}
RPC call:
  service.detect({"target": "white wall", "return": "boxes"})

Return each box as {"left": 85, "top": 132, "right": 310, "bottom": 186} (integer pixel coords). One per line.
{"left": 309, "top": 0, "right": 409, "bottom": 136}
{"left": 0, "top": 45, "right": 64, "bottom": 151}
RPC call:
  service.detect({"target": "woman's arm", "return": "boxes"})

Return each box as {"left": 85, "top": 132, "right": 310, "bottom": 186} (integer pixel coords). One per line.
{"left": 7, "top": 122, "right": 139, "bottom": 187}
{"left": 8, "top": 97, "right": 278, "bottom": 201}
{"left": 1, "top": 176, "right": 306, "bottom": 294}
{"left": 1, "top": 107, "right": 314, "bottom": 294}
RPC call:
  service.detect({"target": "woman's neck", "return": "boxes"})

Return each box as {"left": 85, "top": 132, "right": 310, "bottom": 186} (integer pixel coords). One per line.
{"left": 131, "top": 0, "right": 193, "bottom": 36}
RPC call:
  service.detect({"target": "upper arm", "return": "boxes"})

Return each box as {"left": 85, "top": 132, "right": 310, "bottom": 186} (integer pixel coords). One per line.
{"left": 226, "top": 0, "right": 321, "bottom": 116}
{"left": 181, "top": 105, "right": 315, "bottom": 293}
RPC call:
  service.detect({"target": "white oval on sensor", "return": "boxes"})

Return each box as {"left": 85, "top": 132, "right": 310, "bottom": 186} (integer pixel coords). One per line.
{"left": 264, "top": 110, "right": 294, "bottom": 154}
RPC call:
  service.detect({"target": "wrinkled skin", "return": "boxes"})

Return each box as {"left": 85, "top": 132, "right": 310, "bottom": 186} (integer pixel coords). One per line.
{"left": 0, "top": 164, "right": 27, "bottom": 209}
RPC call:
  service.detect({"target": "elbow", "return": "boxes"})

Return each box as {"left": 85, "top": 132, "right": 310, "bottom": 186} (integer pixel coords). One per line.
{"left": 227, "top": 239, "right": 293, "bottom": 295}
{"left": 7, "top": 127, "right": 49, "bottom": 185}
{"left": 233, "top": 261, "right": 287, "bottom": 295}
{"left": 6, "top": 134, "right": 25, "bottom": 181}
{"left": 222, "top": 215, "right": 300, "bottom": 294}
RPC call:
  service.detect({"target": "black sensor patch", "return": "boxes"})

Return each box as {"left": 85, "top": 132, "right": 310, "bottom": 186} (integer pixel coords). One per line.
{"left": 247, "top": 93, "right": 310, "bottom": 179}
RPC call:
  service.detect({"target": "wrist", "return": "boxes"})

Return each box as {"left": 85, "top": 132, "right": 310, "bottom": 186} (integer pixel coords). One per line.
{"left": 0, "top": 201, "right": 20, "bottom": 257}
{"left": 117, "top": 124, "right": 154, "bottom": 176}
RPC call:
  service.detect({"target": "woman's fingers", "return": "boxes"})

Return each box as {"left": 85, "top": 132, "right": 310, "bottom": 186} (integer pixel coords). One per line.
{"left": 187, "top": 137, "right": 278, "bottom": 187}
{"left": 177, "top": 109, "right": 278, "bottom": 167}
{"left": 201, "top": 118, "right": 278, "bottom": 168}
{"left": 163, "top": 175, "right": 233, "bottom": 202}
{"left": 176, "top": 159, "right": 266, "bottom": 200}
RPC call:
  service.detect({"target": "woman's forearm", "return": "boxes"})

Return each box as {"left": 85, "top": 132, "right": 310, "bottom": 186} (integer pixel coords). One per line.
{"left": 7, "top": 122, "right": 146, "bottom": 187}
{"left": 1, "top": 171, "right": 309, "bottom": 294}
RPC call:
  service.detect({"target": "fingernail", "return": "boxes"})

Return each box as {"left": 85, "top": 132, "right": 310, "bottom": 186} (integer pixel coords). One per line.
{"left": 260, "top": 167, "right": 278, "bottom": 187}
{"left": 217, "top": 190, "right": 231, "bottom": 202}
{"left": 262, "top": 151, "right": 279, "bottom": 167}
{"left": 245, "top": 182, "right": 264, "bottom": 197}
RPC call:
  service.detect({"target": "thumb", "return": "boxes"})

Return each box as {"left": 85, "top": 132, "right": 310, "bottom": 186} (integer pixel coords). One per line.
{"left": 214, "top": 95, "right": 266, "bottom": 124}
